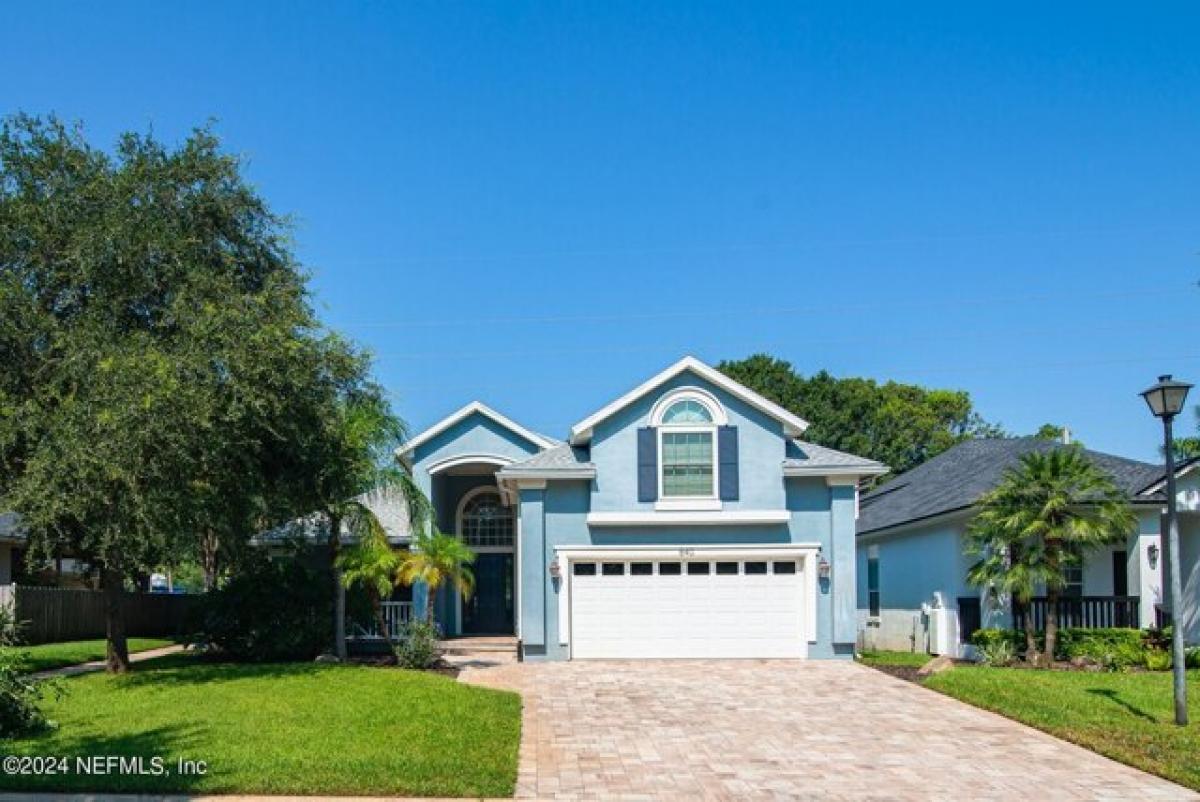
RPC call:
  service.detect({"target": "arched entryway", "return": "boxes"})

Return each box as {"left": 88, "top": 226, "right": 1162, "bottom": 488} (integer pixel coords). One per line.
{"left": 456, "top": 486, "right": 515, "bottom": 634}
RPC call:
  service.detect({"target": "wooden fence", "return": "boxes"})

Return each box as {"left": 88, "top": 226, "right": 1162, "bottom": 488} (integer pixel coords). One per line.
{"left": 11, "top": 586, "right": 197, "bottom": 644}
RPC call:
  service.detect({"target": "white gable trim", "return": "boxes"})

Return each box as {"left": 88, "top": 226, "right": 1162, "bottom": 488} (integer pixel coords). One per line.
{"left": 397, "top": 401, "right": 558, "bottom": 460}
{"left": 1137, "top": 458, "right": 1199, "bottom": 496}
{"left": 569, "top": 356, "right": 809, "bottom": 445}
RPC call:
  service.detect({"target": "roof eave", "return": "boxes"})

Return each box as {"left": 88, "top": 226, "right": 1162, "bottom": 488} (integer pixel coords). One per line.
{"left": 396, "top": 401, "right": 558, "bottom": 459}
{"left": 568, "top": 356, "right": 810, "bottom": 445}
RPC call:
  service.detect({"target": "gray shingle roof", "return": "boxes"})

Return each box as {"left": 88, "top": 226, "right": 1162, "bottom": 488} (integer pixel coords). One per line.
{"left": 857, "top": 437, "right": 1165, "bottom": 536}
{"left": 499, "top": 443, "right": 595, "bottom": 475}
{"left": 255, "top": 486, "right": 414, "bottom": 545}
{"left": 784, "top": 440, "right": 888, "bottom": 472}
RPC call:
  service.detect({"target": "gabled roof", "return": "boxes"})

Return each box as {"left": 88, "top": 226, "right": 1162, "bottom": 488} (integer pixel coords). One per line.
{"left": 857, "top": 437, "right": 1166, "bottom": 536}
{"left": 397, "top": 401, "right": 559, "bottom": 460}
{"left": 1137, "top": 456, "right": 1200, "bottom": 496}
{"left": 569, "top": 356, "right": 810, "bottom": 446}
{"left": 783, "top": 441, "right": 888, "bottom": 477}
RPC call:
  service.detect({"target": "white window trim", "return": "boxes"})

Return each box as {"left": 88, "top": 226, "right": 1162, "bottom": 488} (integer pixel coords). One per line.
{"left": 657, "top": 425, "right": 720, "bottom": 502}
{"left": 648, "top": 386, "right": 729, "bottom": 427}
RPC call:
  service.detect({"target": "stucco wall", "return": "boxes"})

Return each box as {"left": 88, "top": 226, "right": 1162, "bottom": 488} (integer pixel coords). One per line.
{"left": 588, "top": 371, "right": 788, "bottom": 512}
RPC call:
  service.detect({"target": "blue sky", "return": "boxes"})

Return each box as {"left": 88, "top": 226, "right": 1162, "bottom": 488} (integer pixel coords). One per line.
{"left": 6, "top": 3, "right": 1198, "bottom": 461}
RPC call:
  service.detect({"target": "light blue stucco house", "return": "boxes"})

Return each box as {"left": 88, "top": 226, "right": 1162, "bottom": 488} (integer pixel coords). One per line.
{"left": 397, "top": 356, "right": 886, "bottom": 661}
{"left": 855, "top": 436, "right": 1200, "bottom": 657}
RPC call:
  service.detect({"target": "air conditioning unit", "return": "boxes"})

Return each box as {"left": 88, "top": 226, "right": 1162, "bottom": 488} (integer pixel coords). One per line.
{"left": 924, "top": 593, "right": 959, "bottom": 656}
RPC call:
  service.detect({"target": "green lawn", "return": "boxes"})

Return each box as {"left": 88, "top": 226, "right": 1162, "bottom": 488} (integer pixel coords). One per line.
{"left": 856, "top": 650, "right": 931, "bottom": 668}
{"left": 2, "top": 654, "right": 522, "bottom": 796}
{"left": 925, "top": 667, "right": 1200, "bottom": 791}
{"left": 15, "top": 639, "right": 175, "bottom": 673}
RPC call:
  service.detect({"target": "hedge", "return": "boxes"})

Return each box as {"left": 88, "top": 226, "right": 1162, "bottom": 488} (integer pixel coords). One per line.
{"left": 970, "top": 627, "right": 1169, "bottom": 669}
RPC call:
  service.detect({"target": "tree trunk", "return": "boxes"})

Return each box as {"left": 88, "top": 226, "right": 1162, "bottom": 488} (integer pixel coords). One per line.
{"left": 369, "top": 589, "right": 395, "bottom": 663}
{"left": 1043, "top": 590, "right": 1059, "bottom": 666}
{"left": 102, "top": 566, "right": 131, "bottom": 673}
{"left": 201, "top": 530, "right": 219, "bottom": 591}
{"left": 1020, "top": 601, "right": 1038, "bottom": 664}
{"left": 328, "top": 511, "right": 346, "bottom": 660}
{"left": 426, "top": 581, "right": 438, "bottom": 625}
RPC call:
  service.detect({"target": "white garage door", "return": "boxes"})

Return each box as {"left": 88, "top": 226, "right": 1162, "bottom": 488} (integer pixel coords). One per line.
{"left": 569, "top": 557, "right": 807, "bottom": 659}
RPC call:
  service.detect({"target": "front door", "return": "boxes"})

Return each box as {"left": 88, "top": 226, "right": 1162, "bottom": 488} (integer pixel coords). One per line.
{"left": 462, "top": 553, "right": 514, "bottom": 634}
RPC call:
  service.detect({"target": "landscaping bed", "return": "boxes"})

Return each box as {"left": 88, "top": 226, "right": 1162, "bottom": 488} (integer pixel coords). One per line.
{"left": 1, "top": 653, "right": 521, "bottom": 796}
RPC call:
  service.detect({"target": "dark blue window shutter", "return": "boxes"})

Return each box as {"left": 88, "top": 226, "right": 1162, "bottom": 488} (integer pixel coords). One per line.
{"left": 718, "top": 425, "right": 739, "bottom": 501}
{"left": 637, "top": 427, "right": 657, "bottom": 502}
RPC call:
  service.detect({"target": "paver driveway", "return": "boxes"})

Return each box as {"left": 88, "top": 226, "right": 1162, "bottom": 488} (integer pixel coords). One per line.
{"left": 460, "top": 659, "right": 1195, "bottom": 801}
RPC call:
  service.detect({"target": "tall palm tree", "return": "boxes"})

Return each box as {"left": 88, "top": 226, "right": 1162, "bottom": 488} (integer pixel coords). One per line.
{"left": 396, "top": 529, "right": 476, "bottom": 626}
{"left": 965, "top": 447, "right": 1136, "bottom": 665}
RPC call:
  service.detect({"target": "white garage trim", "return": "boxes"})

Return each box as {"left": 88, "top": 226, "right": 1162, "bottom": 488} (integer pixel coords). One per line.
{"left": 554, "top": 544, "right": 820, "bottom": 653}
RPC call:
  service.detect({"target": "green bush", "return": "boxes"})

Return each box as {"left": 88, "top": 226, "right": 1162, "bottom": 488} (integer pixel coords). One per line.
{"left": 970, "top": 627, "right": 1159, "bottom": 669}
{"left": 976, "top": 638, "right": 1016, "bottom": 666}
{"left": 1144, "top": 649, "right": 1172, "bottom": 671}
{"left": 1186, "top": 647, "right": 1200, "bottom": 669}
{"left": 394, "top": 619, "right": 441, "bottom": 669}
{"left": 0, "top": 605, "right": 56, "bottom": 735}
{"left": 188, "top": 553, "right": 332, "bottom": 662}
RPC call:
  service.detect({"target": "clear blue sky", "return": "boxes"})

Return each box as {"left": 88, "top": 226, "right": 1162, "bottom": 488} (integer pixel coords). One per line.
{"left": 6, "top": 3, "right": 1198, "bottom": 461}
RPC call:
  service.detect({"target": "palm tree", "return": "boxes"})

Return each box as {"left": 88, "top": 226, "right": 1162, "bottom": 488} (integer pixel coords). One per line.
{"left": 396, "top": 529, "right": 476, "bottom": 626}
{"left": 336, "top": 506, "right": 402, "bottom": 647}
{"left": 965, "top": 447, "right": 1135, "bottom": 666}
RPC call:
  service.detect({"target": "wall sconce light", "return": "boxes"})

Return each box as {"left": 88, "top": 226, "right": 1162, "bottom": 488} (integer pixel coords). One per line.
{"left": 817, "top": 556, "right": 831, "bottom": 580}
{"left": 1148, "top": 544, "right": 1160, "bottom": 570}
{"left": 548, "top": 558, "right": 561, "bottom": 580}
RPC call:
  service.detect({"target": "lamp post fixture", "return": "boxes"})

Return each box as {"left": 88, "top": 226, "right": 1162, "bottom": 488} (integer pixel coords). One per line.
{"left": 1140, "top": 373, "right": 1193, "bottom": 726}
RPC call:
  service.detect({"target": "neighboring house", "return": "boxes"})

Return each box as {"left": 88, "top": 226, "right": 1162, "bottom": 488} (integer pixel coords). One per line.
{"left": 855, "top": 437, "right": 1200, "bottom": 656}
{"left": 398, "top": 356, "right": 886, "bottom": 660}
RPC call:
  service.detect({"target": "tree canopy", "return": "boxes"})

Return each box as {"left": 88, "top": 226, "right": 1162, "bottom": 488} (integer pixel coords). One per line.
{"left": 0, "top": 115, "right": 387, "bottom": 670}
{"left": 718, "top": 354, "right": 1005, "bottom": 476}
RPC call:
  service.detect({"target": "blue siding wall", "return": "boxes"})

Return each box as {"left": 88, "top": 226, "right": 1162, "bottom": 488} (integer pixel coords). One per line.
{"left": 858, "top": 519, "right": 976, "bottom": 611}
{"left": 589, "top": 371, "right": 787, "bottom": 512}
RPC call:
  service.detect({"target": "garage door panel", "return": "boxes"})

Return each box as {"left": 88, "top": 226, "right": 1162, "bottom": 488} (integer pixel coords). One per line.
{"left": 570, "top": 558, "right": 807, "bottom": 659}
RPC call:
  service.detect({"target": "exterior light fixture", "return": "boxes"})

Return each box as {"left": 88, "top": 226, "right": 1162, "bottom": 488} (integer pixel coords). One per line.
{"left": 548, "top": 558, "right": 561, "bottom": 580}
{"left": 817, "top": 556, "right": 831, "bottom": 580}
{"left": 1140, "top": 373, "right": 1192, "bottom": 726}
{"left": 1148, "top": 543, "right": 1160, "bottom": 570}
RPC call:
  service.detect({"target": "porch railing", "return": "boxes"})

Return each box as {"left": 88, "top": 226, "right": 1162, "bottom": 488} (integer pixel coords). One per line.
{"left": 347, "top": 601, "right": 413, "bottom": 641}
{"left": 1014, "top": 596, "right": 1140, "bottom": 631}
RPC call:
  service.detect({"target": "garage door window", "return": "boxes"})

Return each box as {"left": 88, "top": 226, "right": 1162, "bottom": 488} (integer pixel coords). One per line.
{"left": 744, "top": 561, "right": 767, "bottom": 575}
{"left": 573, "top": 562, "right": 596, "bottom": 576}
{"left": 686, "top": 562, "right": 710, "bottom": 575}
{"left": 630, "top": 562, "right": 653, "bottom": 575}
{"left": 658, "top": 562, "right": 682, "bottom": 575}
{"left": 602, "top": 562, "right": 625, "bottom": 576}
{"left": 773, "top": 561, "right": 796, "bottom": 574}
{"left": 715, "top": 561, "right": 738, "bottom": 575}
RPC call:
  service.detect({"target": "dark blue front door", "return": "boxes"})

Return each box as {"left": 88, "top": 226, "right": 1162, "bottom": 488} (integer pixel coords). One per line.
{"left": 463, "top": 553, "right": 514, "bottom": 634}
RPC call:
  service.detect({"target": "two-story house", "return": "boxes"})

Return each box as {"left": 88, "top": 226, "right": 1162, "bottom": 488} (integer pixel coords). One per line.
{"left": 398, "top": 356, "right": 886, "bottom": 661}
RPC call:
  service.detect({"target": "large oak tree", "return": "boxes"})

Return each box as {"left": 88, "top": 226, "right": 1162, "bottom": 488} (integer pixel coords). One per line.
{"left": 0, "top": 115, "right": 388, "bottom": 671}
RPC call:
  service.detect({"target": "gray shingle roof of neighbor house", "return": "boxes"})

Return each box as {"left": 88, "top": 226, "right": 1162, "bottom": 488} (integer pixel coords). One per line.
{"left": 497, "top": 443, "right": 596, "bottom": 477}
{"left": 857, "top": 437, "right": 1167, "bottom": 536}
{"left": 783, "top": 440, "right": 889, "bottom": 475}
{"left": 253, "top": 486, "right": 415, "bottom": 545}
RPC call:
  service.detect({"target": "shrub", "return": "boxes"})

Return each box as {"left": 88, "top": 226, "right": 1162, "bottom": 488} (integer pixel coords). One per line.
{"left": 1144, "top": 649, "right": 1172, "bottom": 671}
{"left": 394, "top": 619, "right": 441, "bottom": 669}
{"left": 970, "top": 628, "right": 1024, "bottom": 655}
{"left": 0, "top": 605, "right": 56, "bottom": 736}
{"left": 976, "top": 638, "right": 1016, "bottom": 666}
{"left": 188, "top": 552, "right": 332, "bottom": 662}
{"left": 1187, "top": 647, "right": 1200, "bottom": 670}
{"left": 1056, "top": 628, "right": 1146, "bottom": 669}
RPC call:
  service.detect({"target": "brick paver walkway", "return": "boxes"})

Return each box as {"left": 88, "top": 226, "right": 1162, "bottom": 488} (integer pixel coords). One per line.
{"left": 460, "top": 659, "right": 1196, "bottom": 801}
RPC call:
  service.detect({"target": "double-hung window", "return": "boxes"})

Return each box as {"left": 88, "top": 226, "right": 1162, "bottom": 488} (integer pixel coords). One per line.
{"left": 658, "top": 397, "right": 717, "bottom": 498}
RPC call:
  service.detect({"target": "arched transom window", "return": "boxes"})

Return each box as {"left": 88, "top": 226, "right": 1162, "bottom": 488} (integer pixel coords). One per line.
{"left": 652, "top": 390, "right": 724, "bottom": 499}
{"left": 459, "top": 489, "right": 514, "bottom": 548}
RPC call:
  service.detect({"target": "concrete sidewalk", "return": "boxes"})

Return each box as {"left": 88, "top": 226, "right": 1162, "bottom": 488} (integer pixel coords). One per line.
{"left": 31, "top": 645, "right": 185, "bottom": 679}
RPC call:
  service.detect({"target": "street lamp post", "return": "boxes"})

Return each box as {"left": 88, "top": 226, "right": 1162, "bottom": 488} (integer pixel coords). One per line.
{"left": 1140, "top": 374, "right": 1193, "bottom": 727}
